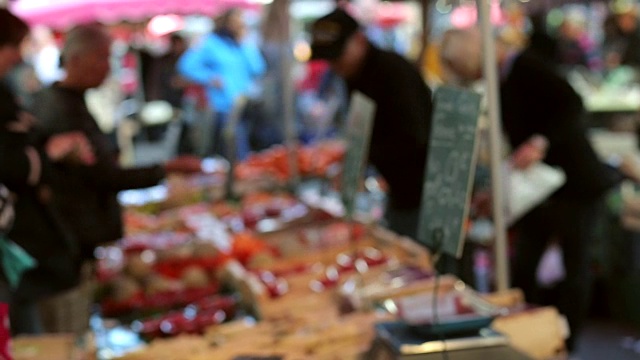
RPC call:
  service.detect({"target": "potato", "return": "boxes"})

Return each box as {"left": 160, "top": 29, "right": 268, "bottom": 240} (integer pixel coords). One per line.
{"left": 193, "top": 242, "right": 219, "bottom": 258}
{"left": 181, "top": 266, "right": 210, "bottom": 289}
{"left": 246, "top": 252, "right": 277, "bottom": 270}
{"left": 111, "top": 276, "right": 141, "bottom": 302}
{"left": 145, "top": 275, "right": 183, "bottom": 295}
{"left": 156, "top": 243, "right": 194, "bottom": 261}
{"left": 125, "top": 253, "right": 154, "bottom": 280}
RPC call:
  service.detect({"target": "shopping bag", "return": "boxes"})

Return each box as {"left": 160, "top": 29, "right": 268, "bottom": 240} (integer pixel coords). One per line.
{"left": 0, "top": 235, "right": 36, "bottom": 289}
{"left": 536, "top": 243, "right": 566, "bottom": 288}
{"left": 504, "top": 162, "right": 566, "bottom": 225}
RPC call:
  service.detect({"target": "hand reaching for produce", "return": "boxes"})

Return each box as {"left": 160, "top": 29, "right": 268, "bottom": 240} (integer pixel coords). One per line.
{"left": 617, "top": 154, "right": 640, "bottom": 184}
{"left": 46, "top": 131, "right": 96, "bottom": 165}
{"left": 5, "top": 111, "right": 36, "bottom": 133}
{"left": 510, "top": 135, "right": 548, "bottom": 170}
{"left": 164, "top": 155, "right": 203, "bottom": 174}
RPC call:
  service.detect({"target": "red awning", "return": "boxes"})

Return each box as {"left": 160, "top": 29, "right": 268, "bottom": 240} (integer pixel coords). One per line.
{"left": 10, "top": 0, "right": 263, "bottom": 29}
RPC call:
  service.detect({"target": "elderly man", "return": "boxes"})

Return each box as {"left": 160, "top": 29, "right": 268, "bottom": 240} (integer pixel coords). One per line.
{"left": 310, "top": 8, "right": 433, "bottom": 240}
{"left": 440, "top": 28, "right": 620, "bottom": 352}
{"left": 32, "top": 25, "right": 200, "bottom": 262}
{"left": 0, "top": 10, "right": 105, "bottom": 335}
{"left": 31, "top": 25, "right": 200, "bottom": 333}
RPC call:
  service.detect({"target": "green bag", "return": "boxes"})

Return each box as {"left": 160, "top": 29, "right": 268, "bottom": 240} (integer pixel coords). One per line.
{"left": 0, "top": 234, "right": 37, "bottom": 289}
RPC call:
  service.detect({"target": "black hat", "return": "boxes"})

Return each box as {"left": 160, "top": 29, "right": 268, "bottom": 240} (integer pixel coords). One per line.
{"left": 310, "top": 8, "right": 360, "bottom": 60}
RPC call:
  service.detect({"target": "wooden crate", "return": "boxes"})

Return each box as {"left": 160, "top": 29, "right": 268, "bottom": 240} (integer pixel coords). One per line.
{"left": 12, "top": 334, "right": 77, "bottom": 360}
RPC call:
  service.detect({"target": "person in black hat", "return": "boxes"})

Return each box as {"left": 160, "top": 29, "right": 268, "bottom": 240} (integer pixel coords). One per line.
{"left": 311, "top": 8, "right": 433, "bottom": 239}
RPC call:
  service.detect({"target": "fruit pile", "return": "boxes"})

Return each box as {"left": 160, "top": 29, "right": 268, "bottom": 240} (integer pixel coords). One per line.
{"left": 98, "top": 238, "right": 227, "bottom": 317}
{"left": 131, "top": 295, "right": 238, "bottom": 339}
{"left": 122, "top": 174, "right": 226, "bottom": 215}
{"left": 123, "top": 193, "right": 315, "bottom": 236}
{"left": 219, "top": 192, "right": 316, "bottom": 232}
{"left": 235, "top": 140, "right": 345, "bottom": 182}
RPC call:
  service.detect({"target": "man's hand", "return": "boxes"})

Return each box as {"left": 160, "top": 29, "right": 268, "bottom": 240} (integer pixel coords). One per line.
{"left": 510, "top": 135, "right": 548, "bottom": 170}
{"left": 5, "top": 111, "right": 36, "bottom": 133}
{"left": 46, "top": 131, "right": 96, "bottom": 166}
{"left": 617, "top": 154, "right": 640, "bottom": 183}
{"left": 164, "top": 155, "right": 202, "bottom": 174}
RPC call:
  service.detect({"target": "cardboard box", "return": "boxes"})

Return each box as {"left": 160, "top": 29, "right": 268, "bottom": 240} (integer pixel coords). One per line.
{"left": 12, "top": 334, "right": 76, "bottom": 360}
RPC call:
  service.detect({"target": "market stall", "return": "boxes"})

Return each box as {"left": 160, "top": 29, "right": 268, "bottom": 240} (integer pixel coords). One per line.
{"left": 6, "top": 83, "right": 571, "bottom": 358}
{"left": 0, "top": 1, "right": 589, "bottom": 359}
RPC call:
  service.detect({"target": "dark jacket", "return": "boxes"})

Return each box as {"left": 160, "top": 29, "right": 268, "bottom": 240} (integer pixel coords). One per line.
{"left": 501, "top": 52, "right": 619, "bottom": 201}
{"left": 0, "top": 81, "right": 80, "bottom": 301}
{"left": 32, "top": 84, "right": 166, "bottom": 258}
{"left": 347, "top": 45, "right": 433, "bottom": 210}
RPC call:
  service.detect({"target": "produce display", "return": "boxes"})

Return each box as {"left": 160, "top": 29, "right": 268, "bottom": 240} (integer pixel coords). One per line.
{"left": 120, "top": 173, "right": 227, "bottom": 215}
{"left": 96, "top": 233, "right": 228, "bottom": 318}
{"left": 201, "top": 223, "right": 435, "bottom": 358}
{"left": 91, "top": 185, "right": 566, "bottom": 360}
{"left": 115, "top": 221, "right": 425, "bottom": 360}
{"left": 235, "top": 140, "right": 346, "bottom": 182}
{"left": 98, "top": 193, "right": 314, "bottom": 319}
{"left": 95, "top": 194, "right": 431, "bottom": 357}
{"left": 119, "top": 140, "right": 345, "bottom": 217}
{"left": 123, "top": 192, "right": 321, "bottom": 236}
{"left": 130, "top": 295, "right": 238, "bottom": 339}
{"left": 75, "top": 141, "right": 562, "bottom": 360}
{"left": 117, "top": 311, "right": 391, "bottom": 360}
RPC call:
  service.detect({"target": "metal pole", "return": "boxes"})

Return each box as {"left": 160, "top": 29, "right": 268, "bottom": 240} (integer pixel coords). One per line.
{"left": 476, "top": 0, "right": 509, "bottom": 291}
{"left": 279, "top": 0, "right": 300, "bottom": 189}
{"left": 224, "top": 96, "right": 249, "bottom": 200}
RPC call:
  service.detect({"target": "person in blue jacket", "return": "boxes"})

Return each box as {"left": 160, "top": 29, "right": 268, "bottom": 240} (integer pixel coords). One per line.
{"left": 178, "top": 8, "right": 266, "bottom": 160}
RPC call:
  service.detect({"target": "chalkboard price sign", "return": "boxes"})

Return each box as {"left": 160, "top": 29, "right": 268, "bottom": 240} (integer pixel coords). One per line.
{"left": 341, "top": 92, "right": 376, "bottom": 219}
{"left": 418, "top": 87, "right": 481, "bottom": 258}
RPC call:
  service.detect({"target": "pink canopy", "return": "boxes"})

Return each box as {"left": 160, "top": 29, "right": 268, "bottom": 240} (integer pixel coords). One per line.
{"left": 375, "top": 2, "right": 410, "bottom": 29}
{"left": 10, "top": 0, "right": 263, "bottom": 29}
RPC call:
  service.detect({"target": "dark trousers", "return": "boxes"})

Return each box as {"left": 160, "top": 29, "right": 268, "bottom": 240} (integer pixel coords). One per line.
{"left": 1, "top": 280, "right": 42, "bottom": 335}
{"left": 9, "top": 298, "right": 42, "bottom": 335}
{"left": 512, "top": 196, "right": 605, "bottom": 351}
{"left": 385, "top": 206, "right": 420, "bottom": 240}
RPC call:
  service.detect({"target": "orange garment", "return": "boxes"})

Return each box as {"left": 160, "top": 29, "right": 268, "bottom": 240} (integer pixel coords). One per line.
{"left": 422, "top": 42, "right": 444, "bottom": 85}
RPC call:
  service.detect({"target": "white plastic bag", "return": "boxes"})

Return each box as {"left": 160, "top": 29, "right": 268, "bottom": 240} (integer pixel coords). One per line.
{"left": 504, "top": 162, "right": 566, "bottom": 225}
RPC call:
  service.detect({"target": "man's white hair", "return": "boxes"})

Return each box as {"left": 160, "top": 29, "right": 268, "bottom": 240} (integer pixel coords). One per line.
{"left": 60, "top": 24, "right": 111, "bottom": 66}
{"left": 440, "top": 27, "right": 484, "bottom": 84}
{"left": 440, "top": 28, "right": 482, "bottom": 66}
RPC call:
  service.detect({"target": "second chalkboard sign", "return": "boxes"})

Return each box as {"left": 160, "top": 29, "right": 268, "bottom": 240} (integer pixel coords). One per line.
{"left": 418, "top": 86, "right": 481, "bottom": 258}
